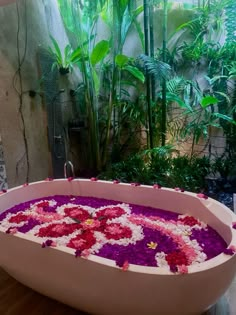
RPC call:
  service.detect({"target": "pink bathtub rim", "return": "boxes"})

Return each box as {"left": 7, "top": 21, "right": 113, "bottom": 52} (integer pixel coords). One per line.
{"left": 0, "top": 178, "right": 236, "bottom": 276}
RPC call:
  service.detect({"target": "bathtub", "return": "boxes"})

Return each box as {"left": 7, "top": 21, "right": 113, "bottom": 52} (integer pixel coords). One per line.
{"left": 0, "top": 179, "right": 236, "bottom": 315}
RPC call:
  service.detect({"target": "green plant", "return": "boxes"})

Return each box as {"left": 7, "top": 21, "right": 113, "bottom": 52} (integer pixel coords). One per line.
{"left": 99, "top": 150, "right": 211, "bottom": 192}
{"left": 48, "top": 36, "right": 73, "bottom": 74}
{"left": 98, "top": 154, "right": 151, "bottom": 184}
{"left": 56, "top": 0, "right": 146, "bottom": 172}
{"left": 139, "top": 53, "right": 171, "bottom": 146}
{"left": 212, "top": 154, "right": 235, "bottom": 179}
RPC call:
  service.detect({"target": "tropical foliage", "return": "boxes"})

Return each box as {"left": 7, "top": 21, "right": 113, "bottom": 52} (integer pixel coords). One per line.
{"left": 51, "top": 0, "right": 236, "bottom": 190}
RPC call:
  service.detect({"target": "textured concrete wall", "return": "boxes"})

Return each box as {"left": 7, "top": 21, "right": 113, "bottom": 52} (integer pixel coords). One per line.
{"left": 0, "top": 0, "right": 71, "bottom": 187}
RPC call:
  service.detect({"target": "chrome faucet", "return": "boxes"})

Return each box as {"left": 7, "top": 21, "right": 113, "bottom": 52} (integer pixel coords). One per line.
{"left": 64, "top": 161, "right": 75, "bottom": 179}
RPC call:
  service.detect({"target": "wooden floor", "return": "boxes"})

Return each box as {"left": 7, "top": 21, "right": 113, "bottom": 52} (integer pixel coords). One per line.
{"left": 0, "top": 268, "right": 87, "bottom": 315}
{"left": 0, "top": 268, "right": 235, "bottom": 315}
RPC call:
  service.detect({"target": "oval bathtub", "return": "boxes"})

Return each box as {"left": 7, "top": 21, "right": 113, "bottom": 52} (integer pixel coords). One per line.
{"left": 0, "top": 179, "right": 236, "bottom": 315}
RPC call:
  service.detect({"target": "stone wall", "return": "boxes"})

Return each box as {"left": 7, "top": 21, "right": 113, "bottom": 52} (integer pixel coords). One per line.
{"left": 0, "top": 135, "right": 7, "bottom": 190}
{"left": 0, "top": 0, "right": 74, "bottom": 187}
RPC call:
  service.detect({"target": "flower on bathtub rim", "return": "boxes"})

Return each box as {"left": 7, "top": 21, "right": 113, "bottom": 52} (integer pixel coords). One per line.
{"left": 41, "top": 239, "right": 56, "bottom": 248}
{"left": 122, "top": 260, "right": 129, "bottom": 271}
{"left": 196, "top": 193, "right": 208, "bottom": 199}
{"left": 153, "top": 184, "right": 162, "bottom": 189}
{"left": 178, "top": 265, "right": 188, "bottom": 274}
{"left": 5, "top": 227, "right": 18, "bottom": 234}
{"left": 223, "top": 245, "right": 236, "bottom": 256}
{"left": 45, "top": 177, "right": 54, "bottom": 181}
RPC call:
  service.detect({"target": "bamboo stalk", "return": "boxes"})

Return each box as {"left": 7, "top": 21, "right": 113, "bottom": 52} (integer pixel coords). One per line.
{"left": 144, "top": 0, "right": 153, "bottom": 149}
{"left": 74, "top": 1, "right": 101, "bottom": 172}
{"left": 149, "top": 0, "right": 155, "bottom": 102}
{"left": 102, "top": 0, "right": 121, "bottom": 167}
{"left": 161, "top": 0, "right": 168, "bottom": 146}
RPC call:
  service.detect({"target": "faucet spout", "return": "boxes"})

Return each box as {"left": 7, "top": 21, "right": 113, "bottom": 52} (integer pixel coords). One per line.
{"left": 64, "top": 161, "right": 75, "bottom": 179}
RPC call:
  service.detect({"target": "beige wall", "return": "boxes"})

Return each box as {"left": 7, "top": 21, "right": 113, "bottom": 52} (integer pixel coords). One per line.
{"left": 0, "top": 0, "right": 71, "bottom": 187}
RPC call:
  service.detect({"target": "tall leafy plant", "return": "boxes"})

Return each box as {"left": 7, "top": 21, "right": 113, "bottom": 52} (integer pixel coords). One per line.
{"left": 100, "top": 0, "right": 145, "bottom": 166}
{"left": 57, "top": 0, "right": 145, "bottom": 172}
{"left": 57, "top": 0, "right": 109, "bottom": 172}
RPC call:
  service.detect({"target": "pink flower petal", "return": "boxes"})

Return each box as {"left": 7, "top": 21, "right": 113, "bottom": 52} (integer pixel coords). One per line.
{"left": 178, "top": 265, "right": 188, "bottom": 274}
{"left": 131, "top": 182, "right": 140, "bottom": 187}
{"left": 197, "top": 193, "right": 208, "bottom": 199}
{"left": 113, "top": 180, "right": 120, "bottom": 184}
{"left": 45, "top": 177, "right": 53, "bottom": 182}
{"left": 153, "top": 184, "right": 162, "bottom": 189}
{"left": 6, "top": 227, "right": 18, "bottom": 234}
{"left": 81, "top": 249, "right": 91, "bottom": 258}
{"left": 175, "top": 187, "right": 185, "bottom": 192}
{"left": 229, "top": 245, "right": 236, "bottom": 253}
{"left": 122, "top": 260, "right": 129, "bottom": 271}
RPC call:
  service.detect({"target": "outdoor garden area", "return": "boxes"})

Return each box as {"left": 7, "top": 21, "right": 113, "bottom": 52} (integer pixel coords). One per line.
{"left": 54, "top": 0, "right": 236, "bottom": 208}
{"left": 0, "top": 0, "right": 236, "bottom": 206}
{"left": 52, "top": 0, "right": 236, "bottom": 209}
{"left": 0, "top": 1, "right": 236, "bottom": 314}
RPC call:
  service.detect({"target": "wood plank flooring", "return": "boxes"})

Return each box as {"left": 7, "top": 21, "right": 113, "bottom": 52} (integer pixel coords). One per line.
{"left": 0, "top": 268, "right": 87, "bottom": 315}
{"left": 0, "top": 267, "right": 235, "bottom": 315}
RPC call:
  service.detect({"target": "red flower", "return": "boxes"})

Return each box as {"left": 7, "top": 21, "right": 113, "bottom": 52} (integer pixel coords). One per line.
{"left": 179, "top": 216, "right": 199, "bottom": 227}
{"left": 95, "top": 207, "right": 126, "bottom": 220}
{"left": 104, "top": 223, "right": 132, "bottom": 240}
{"left": 166, "top": 251, "right": 188, "bottom": 267}
{"left": 9, "top": 213, "right": 28, "bottom": 223}
{"left": 64, "top": 207, "right": 90, "bottom": 222}
{"left": 37, "top": 223, "right": 79, "bottom": 238}
{"left": 36, "top": 201, "right": 49, "bottom": 208}
{"left": 36, "top": 204, "right": 133, "bottom": 252}
{"left": 68, "top": 230, "right": 96, "bottom": 251}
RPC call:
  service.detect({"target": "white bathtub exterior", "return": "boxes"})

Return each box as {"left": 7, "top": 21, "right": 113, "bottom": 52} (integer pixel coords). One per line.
{"left": 0, "top": 179, "right": 236, "bottom": 315}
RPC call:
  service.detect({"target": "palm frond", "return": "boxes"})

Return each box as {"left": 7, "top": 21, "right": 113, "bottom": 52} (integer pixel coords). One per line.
{"left": 166, "top": 77, "right": 186, "bottom": 96}
{"left": 138, "top": 54, "right": 171, "bottom": 81}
